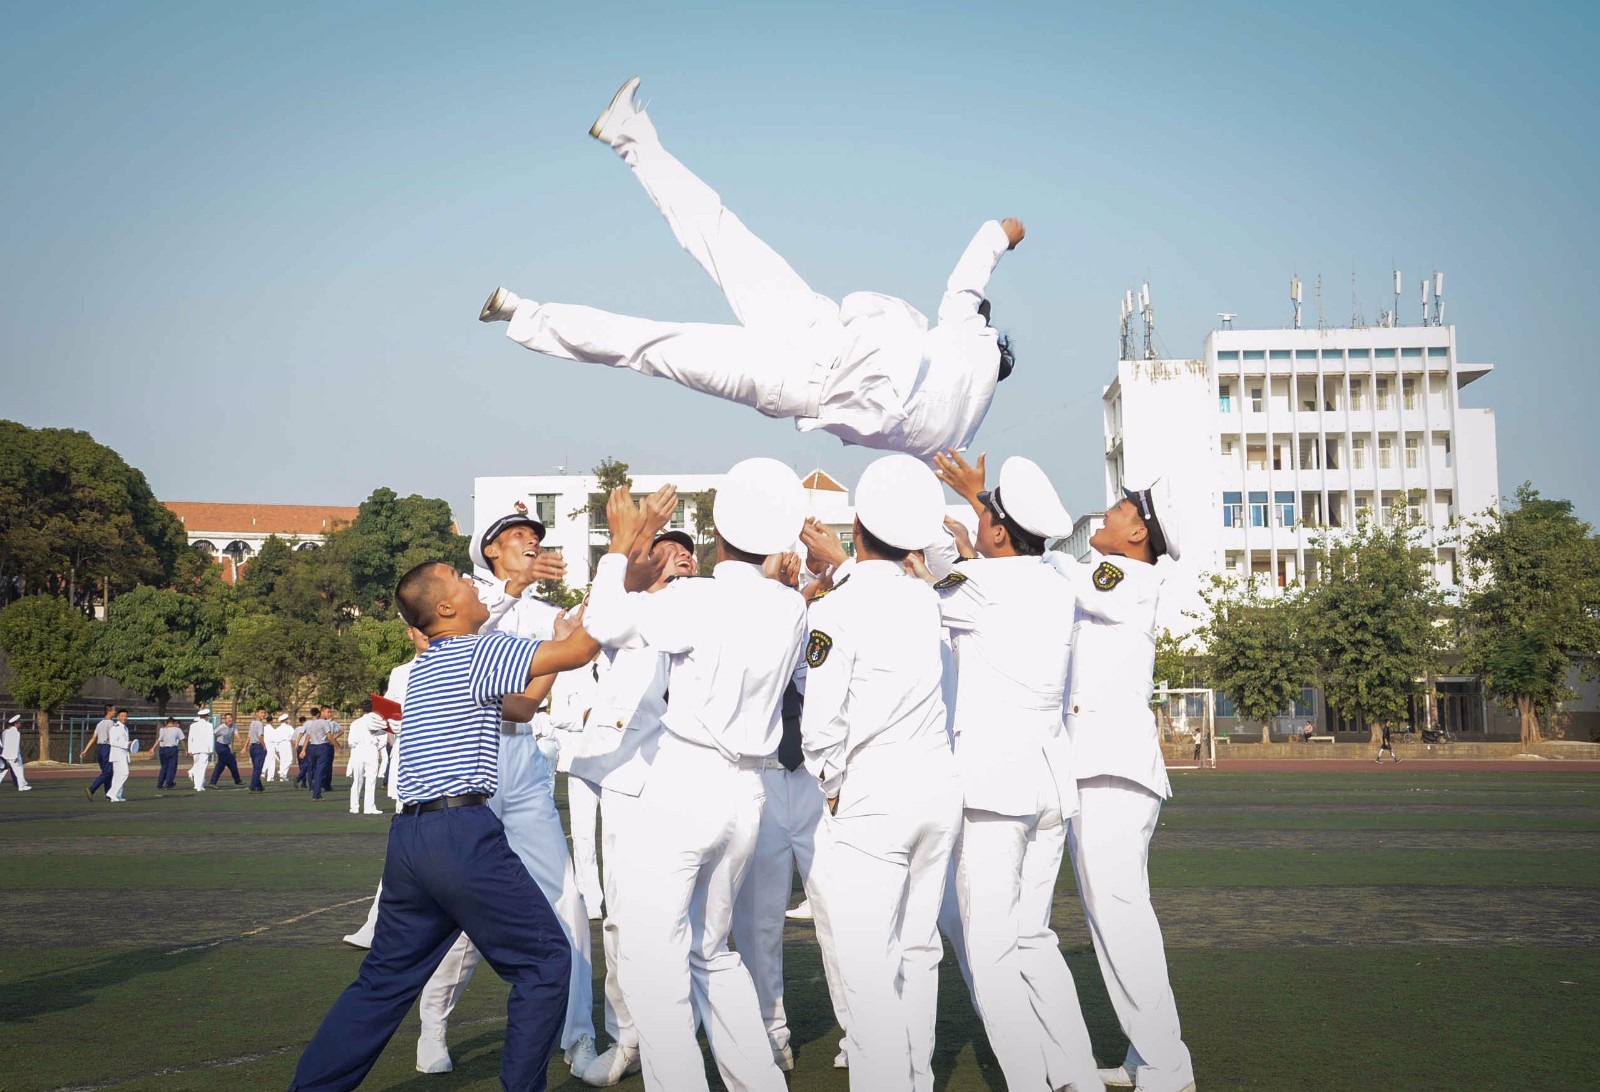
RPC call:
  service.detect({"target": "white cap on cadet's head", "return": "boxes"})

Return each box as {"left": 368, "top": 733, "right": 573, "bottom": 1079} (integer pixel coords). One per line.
{"left": 854, "top": 454, "right": 946, "bottom": 551}
{"left": 979, "top": 457, "right": 1073, "bottom": 541}
{"left": 196, "top": 706, "right": 211, "bottom": 716}
{"left": 1122, "top": 477, "right": 1181, "bottom": 561}
{"left": 714, "top": 458, "right": 805, "bottom": 556}
{"left": 6, "top": 714, "right": 19, "bottom": 724}
{"left": 277, "top": 713, "right": 290, "bottom": 723}
{"left": 470, "top": 508, "right": 546, "bottom": 571}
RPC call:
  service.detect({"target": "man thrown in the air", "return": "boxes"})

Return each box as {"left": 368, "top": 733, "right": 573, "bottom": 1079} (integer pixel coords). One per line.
{"left": 480, "top": 76, "right": 1024, "bottom": 460}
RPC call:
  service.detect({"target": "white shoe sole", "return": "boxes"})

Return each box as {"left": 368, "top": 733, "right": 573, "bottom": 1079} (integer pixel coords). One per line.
{"left": 589, "top": 76, "right": 641, "bottom": 141}
{"left": 479, "top": 286, "right": 513, "bottom": 322}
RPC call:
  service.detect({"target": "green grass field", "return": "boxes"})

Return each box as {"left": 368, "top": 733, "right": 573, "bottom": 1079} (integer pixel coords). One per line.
{"left": 3, "top": 768, "right": 1596, "bottom": 1090}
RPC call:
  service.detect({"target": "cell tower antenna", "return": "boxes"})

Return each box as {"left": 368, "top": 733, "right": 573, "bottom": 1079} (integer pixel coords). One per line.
{"left": 1350, "top": 267, "right": 1363, "bottom": 328}
{"left": 1391, "top": 268, "right": 1402, "bottom": 328}
{"left": 1420, "top": 271, "right": 1428, "bottom": 325}
{"left": 1119, "top": 289, "right": 1135, "bottom": 360}
{"left": 1290, "top": 275, "right": 1303, "bottom": 330}
{"left": 1139, "top": 283, "right": 1157, "bottom": 360}
{"left": 1433, "top": 271, "right": 1445, "bottom": 326}
{"left": 1217, "top": 312, "right": 1236, "bottom": 330}
{"left": 1315, "top": 274, "right": 1324, "bottom": 330}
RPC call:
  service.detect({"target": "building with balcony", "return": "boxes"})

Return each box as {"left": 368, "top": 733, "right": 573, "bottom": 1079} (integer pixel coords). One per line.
{"left": 164, "top": 501, "right": 359, "bottom": 583}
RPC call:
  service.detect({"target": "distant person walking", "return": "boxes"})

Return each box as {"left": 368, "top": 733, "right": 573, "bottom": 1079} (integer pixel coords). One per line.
{"left": 210, "top": 712, "right": 243, "bottom": 787}
{"left": 1375, "top": 721, "right": 1400, "bottom": 764}
{"left": 155, "top": 717, "right": 183, "bottom": 788}
{"left": 265, "top": 713, "right": 294, "bottom": 782}
{"left": 81, "top": 704, "right": 118, "bottom": 800}
{"left": 247, "top": 708, "right": 269, "bottom": 792}
{"left": 187, "top": 707, "right": 215, "bottom": 791}
{"left": 1, "top": 714, "right": 32, "bottom": 791}
{"left": 107, "top": 712, "right": 132, "bottom": 802}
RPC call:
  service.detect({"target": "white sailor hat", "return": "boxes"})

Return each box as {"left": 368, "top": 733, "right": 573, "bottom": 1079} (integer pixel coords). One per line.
{"left": 196, "top": 706, "right": 211, "bottom": 716}
{"left": 855, "top": 454, "right": 946, "bottom": 551}
{"left": 6, "top": 714, "right": 19, "bottom": 725}
{"left": 1122, "top": 478, "right": 1181, "bottom": 561}
{"left": 276, "top": 713, "right": 290, "bottom": 723}
{"left": 470, "top": 504, "right": 547, "bottom": 570}
{"left": 714, "top": 458, "right": 805, "bottom": 556}
{"left": 977, "top": 457, "right": 1073, "bottom": 543}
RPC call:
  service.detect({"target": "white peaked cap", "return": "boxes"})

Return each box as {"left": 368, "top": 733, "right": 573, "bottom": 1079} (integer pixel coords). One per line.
{"left": 986, "top": 457, "right": 1073, "bottom": 540}
{"left": 6, "top": 714, "right": 19, "bottom": 724}
{"left": 196, "top": 707, "right": 211, "bottom": 716}
{"left": 1122, "top": 477, "right": 1182, "bottom": 561}
{"left": 855, "top": 455, "right": 946, "bottom": 550}
{"left": 470, "top": 509, "right": 546, "bottom": 571}
{"left": 714, "top": 458, "right": 806, "bottom": 556}
{"left": 277, "top": 713, "right": 290, "bottom": 723}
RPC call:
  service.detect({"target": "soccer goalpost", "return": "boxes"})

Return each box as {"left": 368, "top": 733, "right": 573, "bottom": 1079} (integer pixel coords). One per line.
{"left": 1153, "top": 686, "right": 1217, "bottom": 769}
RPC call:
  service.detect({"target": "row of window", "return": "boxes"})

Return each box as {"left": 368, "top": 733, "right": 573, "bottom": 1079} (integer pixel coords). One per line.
{"left": 1221, "top": 376, "right": 1429, "bottom": 413}
{"left": 1221, "top": 492, "right": 1452, "bottom": 529}
{"left": 1217, "top": 347, "right": 1449, "bottom": 362}
{"left": 1221, "top": 434, "right": 1453, "bottom": 471}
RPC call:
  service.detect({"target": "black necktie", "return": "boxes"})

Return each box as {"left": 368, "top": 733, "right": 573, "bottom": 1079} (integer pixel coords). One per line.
{"left": 778, "top": 681, "right": 804, "bottom": 772}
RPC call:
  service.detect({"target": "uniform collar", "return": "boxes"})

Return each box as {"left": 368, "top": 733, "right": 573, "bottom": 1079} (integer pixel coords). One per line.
{"left": 712, "top": 560, "right": 766, "bottom": 581}
{"left": 850, "top": 559, "right": 903, "bottom": 580}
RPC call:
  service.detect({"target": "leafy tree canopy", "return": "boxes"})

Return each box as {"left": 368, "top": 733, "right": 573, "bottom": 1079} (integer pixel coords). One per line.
{"left": 0, "top": 595, "right": 96, "bottom": 713}
{"left": 220, "top": 615, "right": 369, "bottom": 717}
{"left": 1195, "top": 576, "right": 1314, "bottom": 732}
{"left": 95, "top": 585, "right": 226, "bottom": 713}
{"left": 337, "top": 488, "right": 469, "bottom": 619}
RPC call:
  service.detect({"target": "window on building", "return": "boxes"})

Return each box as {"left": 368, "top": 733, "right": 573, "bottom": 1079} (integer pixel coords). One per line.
{"left": 1349, "top": 378, "right": 1364, "bottom": 410}
{"left": 1225, "top": 552, "right": 1242, "bottom": 571}
{"left": 1378, "top": 436, "right": 1393, "bottom": 469}
{"left": 1443, "top": 435, "right": 1453, "bottom": 468}
{"left": 1402, "top": 347, "right": 1423, "bottom": 358}
{"left": 1219, "top": 383, "right": 1232, "bottom": 412}
{"left": 671, "top": 498, "right": 688, "bottom": 529}
{"left": 1376, "top": 378, "right": 1391, "bottom": 410}
{"left": 1223, "top": 491, "right": 1242, "bottom": 527}
{"left": 839, "top": 530, "right": 856, "bottom": 557}
{"left": 1215, "top": 692, "right": 1238, "bottom": 718}
{"left": 1440, "top": 489, "right": 1455, "bottom": 521}
{"left": 1408, "top": 496, "right": 1423, "bottom": 523}
{"left": 1271, "top": 350, "right": 1291, "bottom": 361}
{"left": 1249, "top": 491, "right": 1268, "bottom": 527}
{"left": 1246, "top": 444, "right": 1267, "bottom": 470}
{"left": 1244, "top": 350, "right": 1265, "bottom": 361}
{"left": 1403, "top": 378, "right": 1417, "bottom": 410}
{"left": 1428, "top": 347, "right": 1449, "bottom": 359}
{"left": 1352, "top": 436, "right": 1368, "bottom": 469}
{"left": 1294, "top": 350, "right": 1317, "bottom": 362}
{"left": 1405, "top": 436, "right": 1419, "bottom": 469}
{"left": 1273, "top": 443, "right": 1287, "bottom": 471}
{"left": 1375, "top": 348, "right": 1396, "bottom": 360}
{"left": 1218, "top": 350, "right": 1239, "bottom": 361}
{"left": 1221, "top": 439, "right": 1235, "bottom": 456}
{"left": 1348, "top": 349, "right": 1371, "bottom": 360}
{"left": 1326, "top": 438, "right": 1341, "bottom": 470}
{"left": 533, "top": 494, "right": 557, "bottom": 526}
{"left": 1275, "top": 491, "right": 1296, "bottom": 527}
{"left": 1250, "top": 387, "right": 1263, "bottom": 412}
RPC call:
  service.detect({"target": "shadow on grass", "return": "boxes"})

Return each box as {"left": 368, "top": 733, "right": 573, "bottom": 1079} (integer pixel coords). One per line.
{"left": 373, "top": 1026, "right": 588, "bottom": 1091}
{"left": 0, "top": 945, "right": 211, "bottom": 1024}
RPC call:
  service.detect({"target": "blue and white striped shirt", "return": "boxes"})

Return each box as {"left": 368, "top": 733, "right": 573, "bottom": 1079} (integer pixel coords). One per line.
{"left": 394, "top": 631, "right": 539, "bottom": 804}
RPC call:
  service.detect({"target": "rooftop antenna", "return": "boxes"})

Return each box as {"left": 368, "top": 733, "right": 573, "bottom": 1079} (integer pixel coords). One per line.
{"left": 1140, "top": 283, "right": 1157, "bottom": 360}
{"left": 1433, "top": 271, "right": 1445, "bottom": 326}
{"left": 1350, "top": 267, "right": 1363, "bottom": 328}
{"left": 1217, "top": 312, "right": 1236, "bottom": 330}
{"left": 1387, "top": 268, "right": 1401, "bottom": 328}
{"left": 1420, "top": 271, "right": 1428, "bottom": 325}
{"left": 1290, "top": 275, "right": 1303, "bottom": 330}
{"left": 1315, "top": 273, "right": 1325, "bottom": 330}
{"left": 1119, "top": 290, "right": 1135, "bottom": 360}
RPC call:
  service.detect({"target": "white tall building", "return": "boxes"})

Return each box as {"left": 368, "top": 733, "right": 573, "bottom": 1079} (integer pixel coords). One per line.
{"left": 473, "top": 468, "right": 975, "bottom": 587}
{"left": 1103, "top": 320, "right": 1499, "bottom": 628}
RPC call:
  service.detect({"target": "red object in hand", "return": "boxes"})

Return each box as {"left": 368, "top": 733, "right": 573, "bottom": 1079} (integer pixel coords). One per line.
{"left": 370, "top": 693, "right": 403, "bottom": 727}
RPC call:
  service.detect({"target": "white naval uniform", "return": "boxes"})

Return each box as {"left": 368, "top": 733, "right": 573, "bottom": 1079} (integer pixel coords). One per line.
{"left": 107, "top": 721, "right": 131, "bottom": 800}
{"left": 1, "top": 723, "right": 30, "bottom": 790}
{"left": 416, "top": 575, "right": 596, "bottom": 1057}
{"left": 933, "top": 554, "right": 1101, "bottom": 1092}
{"left": 345, "top": 711, "right": 386, "bottom": 814}
{"left": 264, "top": 722, "right": 293, "bottom": 781}
{"left": 384, "top": 658, "right": 412, "bottom": 804}
{"left": 584, "top": 553, "right": 806, "bottom": 1092}
{"left": 565, "top": 642, "right": 671, "bottom": 1063}
{"left": 186, "top": 717, "right": 213, "bottom": 790}
{"left": 1053, "top": 551, "right": 1194, "bottom": 1092}
{"left": 549, "top": 664, "right": 604, "bottom": 917}
{"left": 801, "top": 561, "right": 962, "bottom": 1092}
{"left": 506, "top": 106, "right": 1012, "bottom": 460}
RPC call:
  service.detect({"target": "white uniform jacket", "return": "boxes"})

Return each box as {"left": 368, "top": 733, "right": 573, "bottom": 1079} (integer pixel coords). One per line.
{"left": 565, "top": 646, "right": 670, "bottom": 797}
{"left": 186, "top": 719, "right": 214, "bottom": 756}
{"left": 1048, "top": 551, "right": 1170, "bottom": 799}
{"left": 933, "top": 556, "right": 1078, "bottom": 818}
{"left": 799, "top": 561, "right": 948, "bottom": 799}
{"left": 801, "top": 220, "right": 1012, "bottom": 458}
{"left": 1, "top": 725, "right": 22, "bottom": 763}
{"left": 583, "top": 554, "right": 806, "bottom": 762}
{"left": 347, "top": 712, "right": 388, "bottom": 753}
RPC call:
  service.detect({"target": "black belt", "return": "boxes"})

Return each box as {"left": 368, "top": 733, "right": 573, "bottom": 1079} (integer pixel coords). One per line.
{"left": 400, "top": 792, "right": 488, "bottom": 815}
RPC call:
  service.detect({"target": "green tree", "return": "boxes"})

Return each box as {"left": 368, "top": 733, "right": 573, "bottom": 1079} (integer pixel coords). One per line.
{"left": 1153, "top": 628, "right": 1203, "bottom": 689}
{"left": 689, "top": 488, "right": 718, "bottom": 575}
{"left": 95, "top": 586, "right": 225, "bottom": 714}
{"left": 578, "top": 458, "right": 634, "bottom": 529}
{"left": 350, "top": 616, "right": 416, "bottom": 695}
{"left": 220, "top": 615, "right": 369, "bottom": 718}
{"left": 1457, "top": 484, "right": 1600, "bottom": 749}
{"left": 0, "top": 595, "right": 95, "bottom": 761}
{"left": 535, "top": 579, "right": 586, "bottom": 610}
{"left": 337, "top": 488, "right": 469, "bottom": 619}
{"left": 0, "top": 420, "right": 186, "bottom": 610}
{"left": 1195, "top": 576, "right": 1313, "bottom": 742}
{"left": 1305, "top": 517, "right": 1447, "bottom": 742}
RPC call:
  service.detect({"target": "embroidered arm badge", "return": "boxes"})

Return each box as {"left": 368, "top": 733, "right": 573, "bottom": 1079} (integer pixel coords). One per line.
{"left": 932, "top": 571, "right": 968, "bottom": 591}
{"left": 805, "top": 629, "right": 834, "bottom": 668}
{"left": 1092, "top": 561, "right": 1125, "bottom": 591}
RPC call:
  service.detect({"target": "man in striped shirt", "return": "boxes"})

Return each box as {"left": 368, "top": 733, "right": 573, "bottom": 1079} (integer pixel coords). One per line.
{"left": 291, "top": 561, "right": 600, "bottom": 1092}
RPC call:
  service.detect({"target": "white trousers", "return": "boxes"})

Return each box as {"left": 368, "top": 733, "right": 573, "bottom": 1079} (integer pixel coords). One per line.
{"left": 1069, "top": 775, "right": 1194, "bottom": 1092}
{"left": 610, "top": 734, "right": 783, "bottom": 1092}
{"left": 263, "top": 740, "right": 288, "bottom": 781}
{"left": 417, "top": 732, "right": 594, "bottom": 1050}
{"left": 958, "top": 805, "right": 1100, "bottom": 1092}
{"left": 347, "top": 746, "right": 380, "bottom": 813}
{"left": 2, "top": 756, "right": 30, "bottom": 790}
{"left": 820, "top": 748, "right": 961, "bottom": 1092}
{"left": 109, "top": 756, "right": 129, "bottom": 800}
{"left": 189, "top": 754, "right": 208, "bottom": 789}
{"left": 566, "top": 772, "right": 603, "bottom": 916}
{"left": 599, "top": 784, "right": 640, "bottom": 1050}
{"left": 506, "top": 107, "right": 839, "bottom": 425}
{"left": 729, "top": 766, "right": 849, "bottom": 1057}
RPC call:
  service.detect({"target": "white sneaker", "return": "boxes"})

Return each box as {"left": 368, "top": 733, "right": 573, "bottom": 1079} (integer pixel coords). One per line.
{"left": 581, "top": 1041, "right": 641, "bottom": 1086}
{"left": 342, "top": 930, "right": 373, "bottom": 949}
{"left": 364, "top": 809, "right": 384, "bottom": 815}
{"left": 785, "top": 899, "right": 813, "bottom": 921}
{"left": 478, "top": 286, "right": 522, "bottom": 323}
{"left": 565, "top": 1033, "right": 598, "bottom": 1076}
{"left": 416, "top": 1027, "right": 452, "bottom": 1073}
{"left": 349, "top": 808, "right": 359, "bottom": 814}
{"left": 834, "top": 1049, "right": 849, "bottom": 1069}
{"left": 18, "top": 785, "right": 32, "bottom": 791}
{"left": 1100, "top": 1064, "right": 1136, "bottom": 1087}
{"left": 589, "top": 76, "right": 642, "bottom": 144}
{"left": 773, "top": 1043, "right": 794, "bottom": 1072}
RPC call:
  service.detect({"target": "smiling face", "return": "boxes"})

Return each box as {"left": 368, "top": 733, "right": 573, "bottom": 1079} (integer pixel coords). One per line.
{"left": 483, "top": 523, "right": 545, "bottom": 583}
{"left": 436, "top": 566, "right": 491, "bottom": 633}
{"left": 651, "top": 539, "right": 697, "bottom": 584}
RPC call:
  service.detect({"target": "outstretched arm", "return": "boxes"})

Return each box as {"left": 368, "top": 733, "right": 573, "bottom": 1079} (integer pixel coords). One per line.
{"left": 936, "top": 219, "right": 1021, "bottom": 328}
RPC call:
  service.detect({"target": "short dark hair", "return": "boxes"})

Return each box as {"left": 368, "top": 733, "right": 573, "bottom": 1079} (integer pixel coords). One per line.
{"left": 717, "top": 534, "right": 765, "bottom": 567}
{"left": 358, "top": 698, "right": 373, "bottom": 713}
{"left": 396, "top": 560, "right": 453, "bottom": 628}
{"left": 165, "top": 717, "right": 177, "bottom": 726}
{"left": 105, "top": 704, "right": 117, "bottom": 713}
{"left": 855, "top": 522, "right": 910, "bottom": 563}
{"left": 984, "top": 499, "right": 1045, "bottom": 556}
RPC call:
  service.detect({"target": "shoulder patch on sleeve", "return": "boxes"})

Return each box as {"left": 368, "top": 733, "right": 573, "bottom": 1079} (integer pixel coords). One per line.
{"left": 1092, "top": 561, "right": 1125, "bottom": 591}
{"left": 933, "top": 571, "right": 969, "bottom": 591}
{"left": 805, "top": 629, "right": 834, "bottom": 668}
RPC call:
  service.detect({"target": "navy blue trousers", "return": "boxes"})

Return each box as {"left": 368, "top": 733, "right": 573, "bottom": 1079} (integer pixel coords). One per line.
{"left": 320, "top": 743, "right": 335, "bottom": 792}
{"left": 88, "top": 744, "right": 113, "bottom": 796}
{"left": 248, "top": 743, "right": 267, "bottom": 790}
{"left": 290, "top": 803, "right": 569, "bottom": 1091}
{"left": 156, "top": 746, "right": 180, "bottom": 787}
{"left": 211, "top": 743, "right": 241, "bottom": 785}
{"left": 295, "top": 750, "right": 309, "bottom": 787}
{"left": 305, "top": 743, "right": 334, "bottom": 799}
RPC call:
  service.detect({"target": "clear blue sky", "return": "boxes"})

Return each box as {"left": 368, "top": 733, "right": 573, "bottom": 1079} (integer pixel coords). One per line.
{"left": 4, "top": 0, "right": 1597, "bottom": 527}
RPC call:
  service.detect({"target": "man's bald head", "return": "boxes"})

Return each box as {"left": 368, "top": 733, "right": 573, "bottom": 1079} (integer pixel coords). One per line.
{"left": 396, "top": 561, "right": 457, "bottom": 629}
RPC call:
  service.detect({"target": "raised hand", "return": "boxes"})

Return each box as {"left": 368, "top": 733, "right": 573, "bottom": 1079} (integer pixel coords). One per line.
{"left": 944, "top": 516, "right": 978, "bottom": 559}
{"left": 528, "top": 551, "right": 567, "bottom": 583}
{"left": 933, "top": 448, "right": 987, "bottom": 508}
{"left": 605, "top": 485, "right": 646, "bottom": 557}
{"left": 552, "top": 604, "right": 586, "bottom": 641}
{"left": 640, "top": 484, "right": 679, "bottom": 542}
{"left": 799, "top": 517, "right": 847, "bottom": 574}
{"left": 1001, "top": 217, "right": 1025, "bottom": 249}
{"left": 763, "top": 550, "right": 803, "bottom": 587}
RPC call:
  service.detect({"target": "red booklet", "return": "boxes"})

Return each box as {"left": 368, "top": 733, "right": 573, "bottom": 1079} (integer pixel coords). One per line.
{"left": 370, "top": 693, "right": 403, "bottom": 725}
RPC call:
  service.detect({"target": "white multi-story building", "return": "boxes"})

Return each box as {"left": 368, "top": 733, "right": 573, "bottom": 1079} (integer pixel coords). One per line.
{"left": 1103, "top": 323, "right": 1499, "bottom": 608}
{"left": 473, "top": 468, "right": 975, "bottom": 587}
